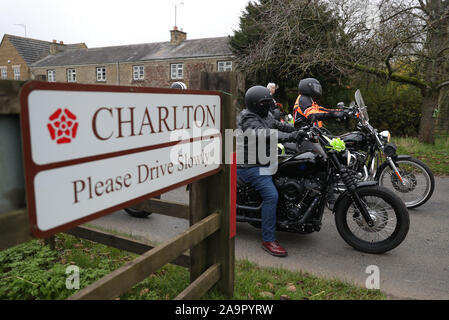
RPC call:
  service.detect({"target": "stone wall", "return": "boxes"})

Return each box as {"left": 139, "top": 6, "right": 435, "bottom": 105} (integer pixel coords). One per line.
{"left": 31, "top": 57, "right": 233, "bottom": 89}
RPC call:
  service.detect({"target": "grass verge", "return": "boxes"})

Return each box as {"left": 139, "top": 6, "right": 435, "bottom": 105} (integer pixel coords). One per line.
{"left": 0, "top": 233, "right": 385, "bottom": 300}
{"left": 393, "top": 136, "right": 449, "bottom": 176}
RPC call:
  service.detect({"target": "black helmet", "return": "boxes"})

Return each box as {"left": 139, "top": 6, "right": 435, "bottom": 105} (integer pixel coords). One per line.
{"left": 298, "top": 78, "right": 322, "bottom": 100}
{"left": 245, "top": 85, "right": 274, "bottom": 118}
{"left": 170, "top": 81, "right": 187, "bottom": 90}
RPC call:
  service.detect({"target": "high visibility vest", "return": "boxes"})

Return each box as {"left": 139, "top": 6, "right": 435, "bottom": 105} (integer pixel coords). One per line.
{"left": 293, "top": 95, "right": 323, "bottom": 127}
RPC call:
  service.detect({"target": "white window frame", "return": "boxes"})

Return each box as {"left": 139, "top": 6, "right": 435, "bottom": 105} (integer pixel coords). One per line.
{"left": 170, "top": 63, "right": 183, "bottom": 79}
{"left": 67, "top": 68, "right": 76, "bottom": 82}
{"left": 0, "top": 66, "right": 7, "bottom": 80}
{"left": 47, "top": 69, "right": 56, "bottom": 82}
{"left": 12, "top": 65, "right": 20, "bottom": 80}
{"left": 133, "top": 65, "right": 144, "bottom": 81}
{"left": 218, "top": 61, "right": 232, "bottom": 72}
{"left": 96, "top": 67, "right": 106, "bottom": 82}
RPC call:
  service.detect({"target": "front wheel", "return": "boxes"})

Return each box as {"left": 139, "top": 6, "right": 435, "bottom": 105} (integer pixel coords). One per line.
{"left": 376, "top": 157, "right": 434, "bottom": 209}
{"left": 335, "top": 186, "right": 409, "bottom": 254}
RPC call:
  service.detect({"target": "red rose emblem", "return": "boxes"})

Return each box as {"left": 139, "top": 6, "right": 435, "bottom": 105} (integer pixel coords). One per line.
{"left": 47, "top": 108, "right": 78, "bottom": 144}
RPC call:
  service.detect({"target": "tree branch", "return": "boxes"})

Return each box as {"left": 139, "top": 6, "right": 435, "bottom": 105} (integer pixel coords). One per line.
{"left": 379, "top": 6, "right": 423, "bottom": 23}
{"left": 349, "top": 63, "right": 430, "bottom": 89}
{"left": 437, "top": 80, "right": 449, "bottom": 90}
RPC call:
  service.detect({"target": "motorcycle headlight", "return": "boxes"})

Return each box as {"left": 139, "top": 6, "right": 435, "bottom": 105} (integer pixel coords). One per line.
{"left": 383, "top": 143, "right": 397, "bottom": 157}
{"left": 379, "top": 130, "right": 391, "bottom": 143}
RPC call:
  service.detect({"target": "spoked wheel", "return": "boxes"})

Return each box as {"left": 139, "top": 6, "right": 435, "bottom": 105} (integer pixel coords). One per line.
{"left": 335, "top": 186, "right": 409, "bottom": 254}
{"left": 377, "top": 158, "right": 434, "bottom": 209}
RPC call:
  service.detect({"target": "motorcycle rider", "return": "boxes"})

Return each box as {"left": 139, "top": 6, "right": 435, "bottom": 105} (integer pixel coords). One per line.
{"left": 267, "top": 82, "right": 287, "bottom": 121}
{"left": 293, "top": 78, "right": 349, "bottom": 209}
{"left": 293, "top": 78, "right": 348, "bottom": 127}
{"left": 237, "top": 85, "right": 307, "bottom": 257}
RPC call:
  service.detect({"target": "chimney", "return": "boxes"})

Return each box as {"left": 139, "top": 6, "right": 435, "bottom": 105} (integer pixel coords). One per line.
{"left": 50, "top": 40, "right": 59, "bottom": 55}
{"left": 170, "top": 26, "right": 187, "bottom": 45}
{"left": 59, "top": 41, "right": 64, "bottom": 44}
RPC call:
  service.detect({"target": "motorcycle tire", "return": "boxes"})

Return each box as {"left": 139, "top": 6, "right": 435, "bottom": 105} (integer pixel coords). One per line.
{"left": 376, "top": 157, "right": 435, "bottom": 209}
{"left": 334, "top": 186, "right": 409, "bottom": 254}
{"left": 124, "top": 207, "right": 152, "bottom": 218}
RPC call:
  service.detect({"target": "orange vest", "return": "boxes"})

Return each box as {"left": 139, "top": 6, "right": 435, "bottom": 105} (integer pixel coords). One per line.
{"left": 293, "top": 95, "right": 324, "bottom": 127}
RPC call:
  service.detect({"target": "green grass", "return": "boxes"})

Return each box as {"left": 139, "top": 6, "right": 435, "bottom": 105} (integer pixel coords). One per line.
{"left": 393, "top": 136, "right": 449, "bottom": 176}
{"left": 0, "top": 234, "right": 385, "bottom": 300}
{"left": 204, "top": 260, "right": 385, "bottom": 300}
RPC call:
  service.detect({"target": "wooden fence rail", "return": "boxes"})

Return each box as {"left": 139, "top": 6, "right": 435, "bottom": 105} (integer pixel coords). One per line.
{"left": 134, "top": 198, "right": 189, "bottom": 220}
{"left": 69, "top": 212, "right": 221, "bottom": 300}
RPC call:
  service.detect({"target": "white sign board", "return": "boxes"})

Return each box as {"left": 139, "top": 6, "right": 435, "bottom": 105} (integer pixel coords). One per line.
{"left": 20, "top": 82, "right": 222, "bottom": 237}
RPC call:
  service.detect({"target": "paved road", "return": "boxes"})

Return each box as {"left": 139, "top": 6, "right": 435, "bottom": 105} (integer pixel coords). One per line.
{"left": 88, "top": 177, "right": 449, "bottom": 300}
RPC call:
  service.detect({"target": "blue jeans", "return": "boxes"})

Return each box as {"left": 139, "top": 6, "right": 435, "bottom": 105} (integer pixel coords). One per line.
{"left": 237, "top": 166, "right": 278, "bottom": 242}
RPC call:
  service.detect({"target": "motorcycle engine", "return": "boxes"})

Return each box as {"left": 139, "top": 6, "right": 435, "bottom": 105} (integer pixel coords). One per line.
{"left": 274, "top": 177, "right": 316, "bottom": 221}
{"left": 274, "top": 177, "right": 307, "bottom": 202}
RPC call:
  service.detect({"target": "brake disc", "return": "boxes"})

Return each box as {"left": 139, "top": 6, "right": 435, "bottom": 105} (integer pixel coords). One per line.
{"left": 390, "top": 171, "right": 417, "bottom": 193}
{"left": 352, "top": 207, "right": 389, "bottom": 233}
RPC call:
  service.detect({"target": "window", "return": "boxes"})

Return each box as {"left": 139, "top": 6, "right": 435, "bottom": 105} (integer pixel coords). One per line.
{"left": 67, "top": 69, "right": 76, "bottom": 82}
{"left": 133, "top": 65, "right": 144, "bottom": 81}
{"left": 47, "top": 70, "right": 56, "bottom": 82}
{"left": 0, "top": 67, "right": 6, "bottom": 80}
{"left": 170, "top": 63, "right": 183, "bottom": 79}
{"left": 96, "top": 67, "right": 106, "bottom": 82}
{"left": 12, "top": 65, "right": 20, "bottom": 80}
{"left": 218, "top": 61, "right": 232, "bottom": 72}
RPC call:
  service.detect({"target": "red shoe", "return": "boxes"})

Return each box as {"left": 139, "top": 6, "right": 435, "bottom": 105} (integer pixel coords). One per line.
{"left": 262, "top": 241, "right": 288, "bottom": 257}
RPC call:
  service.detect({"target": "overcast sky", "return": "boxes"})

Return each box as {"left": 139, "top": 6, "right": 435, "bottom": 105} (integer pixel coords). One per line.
{"left": 1, "top": 0, "right": 251, "bottom": 47}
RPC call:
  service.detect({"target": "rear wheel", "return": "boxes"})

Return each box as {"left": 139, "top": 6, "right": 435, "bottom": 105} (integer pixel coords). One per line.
{"left": 124, "top": 207, "right": 152, "bottom": 218}
{"left": 124, "top": 195, "right": 160, "bottom": 218}
{"left": 334, "top": 186, "right": 409, "bottom": 254}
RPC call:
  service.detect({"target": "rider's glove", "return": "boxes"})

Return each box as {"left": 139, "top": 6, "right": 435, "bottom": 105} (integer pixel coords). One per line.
{"left": 343, "top": 109, "right": 353, "bottom": 118}
{"left": 288, "top": 130, "right": 304, "bottom": 142}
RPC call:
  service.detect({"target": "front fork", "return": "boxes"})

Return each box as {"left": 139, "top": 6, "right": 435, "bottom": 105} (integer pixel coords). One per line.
{"left": 368, "top": 153, "right": 405, "bottom": 186}
{"left": 330, "top": 152, "right": 375, "bottom": 227}
{"left": 386, "top": 157, "right": 405, "bottom": 185}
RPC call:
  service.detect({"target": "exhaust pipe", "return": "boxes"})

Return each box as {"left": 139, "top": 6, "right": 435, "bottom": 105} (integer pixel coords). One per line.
{"left": 236, "top": 204, "right": 262, "bottom": 223}
{"left": 236, "top": 204, "right": 261, "bottom": 213}
{"left": 236, "top": 215, "right": 262, "bottom": 223}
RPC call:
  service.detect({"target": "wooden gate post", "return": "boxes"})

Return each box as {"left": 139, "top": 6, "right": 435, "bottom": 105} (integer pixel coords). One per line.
{"left": 189, "top": 71, "right": 238, "bottom": 297}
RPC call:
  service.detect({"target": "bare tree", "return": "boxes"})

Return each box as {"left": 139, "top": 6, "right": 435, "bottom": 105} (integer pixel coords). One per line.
{"left": 232, "top": 0, "right": 449, "bottom": 143}
{"left": 346, "top": 0, "right": 449, "bottom": 143}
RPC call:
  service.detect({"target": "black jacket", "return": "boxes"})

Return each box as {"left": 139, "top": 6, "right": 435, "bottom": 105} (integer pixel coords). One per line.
{"left": 237, "top": 109, "right": 296, "bottom": 167}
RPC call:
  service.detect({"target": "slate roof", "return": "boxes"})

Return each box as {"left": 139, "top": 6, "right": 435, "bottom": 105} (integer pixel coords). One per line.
{"left": 31, "top": 37, "right": 233, "bottom": 67}
{"left": 4, "top": 34, "right": 83, "bottom": 65}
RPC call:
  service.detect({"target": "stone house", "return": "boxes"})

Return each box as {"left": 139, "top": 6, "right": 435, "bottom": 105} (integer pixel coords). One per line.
{"left": 30, "top": 28, "right": 235, "bottom": 89}
{"left": 0, "top": 34, "right": 86, "bottom": 81}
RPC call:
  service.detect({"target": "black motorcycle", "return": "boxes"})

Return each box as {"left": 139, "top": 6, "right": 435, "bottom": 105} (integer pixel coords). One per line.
{"left": 285, "top": 89, "right": 435, "bottom": 209}
{"left": 334, "top": 90, "right": 434, "bottom": 209}
{"left": 237, "top": 126, "right": 410, "bottom": 254}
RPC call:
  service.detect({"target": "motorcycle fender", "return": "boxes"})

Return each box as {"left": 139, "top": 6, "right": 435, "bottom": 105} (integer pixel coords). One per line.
{"left": 392, "top": 154, "right": 413, "bottom": 161}
{"left": 332, "top": 181, "right": 378, "bottom": 214}
{"left": 375, "top": 154, "right": 412, "bottom": 180}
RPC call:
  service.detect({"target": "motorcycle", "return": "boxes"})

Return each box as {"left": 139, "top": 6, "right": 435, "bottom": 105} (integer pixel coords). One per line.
{"left": 237, "top": 125, "right": 410, "bottom": 254}
{"left": 286, "top": 89, "right": 435, "bottom": 209}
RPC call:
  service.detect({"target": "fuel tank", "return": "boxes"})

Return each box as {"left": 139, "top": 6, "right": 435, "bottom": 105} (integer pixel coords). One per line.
{"left": 277, "top": 149, "right": 326, "bottom": 179}
{"left": 337, "top": 131, "right": 367, "bottom": 150}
